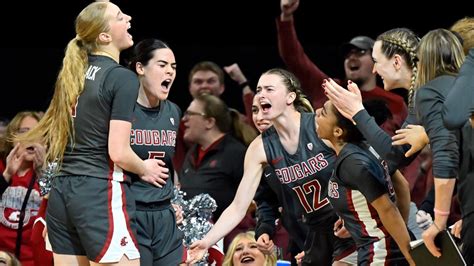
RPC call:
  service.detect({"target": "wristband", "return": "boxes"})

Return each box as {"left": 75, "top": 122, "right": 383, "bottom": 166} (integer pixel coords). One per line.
{"left": 434, "top": 208, "right": 450, "bottom": 216}
{"left": 239, "top": 80, "right": 249, "bottom": 89}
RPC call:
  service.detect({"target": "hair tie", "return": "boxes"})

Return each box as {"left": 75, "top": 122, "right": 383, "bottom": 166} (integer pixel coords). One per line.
{"left": 75, "top": 35, "right": 83, "bottom": 47}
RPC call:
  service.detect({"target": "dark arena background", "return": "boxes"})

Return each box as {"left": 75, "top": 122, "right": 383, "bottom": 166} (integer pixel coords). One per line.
{"left": 1, "top": 0, "right": 471, "bottom": 119}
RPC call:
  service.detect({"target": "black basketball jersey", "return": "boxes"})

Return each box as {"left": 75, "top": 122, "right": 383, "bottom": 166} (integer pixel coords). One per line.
{"left": 129, "top": 100, "right": 181, "bottom": 204}
{"left": 261, "top": 112, "right": 336, "bottom": 227}
{"left": 60, "top": 55, "right": 139, "bottom": 182}
{"left": 328, "top": 142, "right": 397, "bottom": 250}
{"left": 255, "top": 165, "right": 309, "bottom": 249}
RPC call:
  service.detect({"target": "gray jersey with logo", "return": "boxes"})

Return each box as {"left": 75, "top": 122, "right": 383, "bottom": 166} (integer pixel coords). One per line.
{"left": 59, "top": 55, "right": 139, "bottom": 182}
{"left": 261, "top": 112, "right": 336, "bottom": 227}
{"left": 129, "top": 101, "right": 181, "bottom": 203}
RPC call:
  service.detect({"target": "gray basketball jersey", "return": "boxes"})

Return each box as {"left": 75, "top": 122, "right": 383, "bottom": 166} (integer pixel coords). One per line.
{"left": 328, "top": 143, "right": 403, "bottom": 263}
{"left": 262, "top": 112, "right": 336, "bottom": 227}
{"left": 60, "top": 55, "right": 139, "bottom": 182}
{"left": 129, "top": 101, "right": 181, "bottom": 203}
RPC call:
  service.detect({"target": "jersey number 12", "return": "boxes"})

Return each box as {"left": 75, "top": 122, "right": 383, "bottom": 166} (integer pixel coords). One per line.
{"left": 293, "top": 179, "right": 329, "bottom": 213}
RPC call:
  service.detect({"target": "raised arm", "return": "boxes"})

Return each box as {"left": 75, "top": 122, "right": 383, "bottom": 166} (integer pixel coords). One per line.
{"left": 1, "top": 144, "right": 23, "bottom": 196}
{"left": 224, "top": 63, "right": 255, "bottom": 123}
{"left": 325, "top": 79, "right": 416, "bottom": 166}
{"left": 187, "top": 136, "right": 267, "bottom": 263}
{"left": 276, "top": 0, "right": 328, "bottom": 108}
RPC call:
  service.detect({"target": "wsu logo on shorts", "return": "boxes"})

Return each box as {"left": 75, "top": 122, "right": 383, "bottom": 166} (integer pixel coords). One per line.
{"left": 120, "top": 236, "right": 128, "bottom": 247}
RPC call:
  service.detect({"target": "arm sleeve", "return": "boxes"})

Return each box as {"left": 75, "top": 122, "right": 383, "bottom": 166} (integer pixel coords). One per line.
{"left": 416, "top": 87, "right": 459, "bottom": 178}
{"left": 353, "top": 109, "right": 415, "bottom": 168}
{"left": 443, "top": 48, "right": 474, "bottom": 129}
{"left": 254, "top": 167, "right": 281, "bottom": 239}
{"left": 276, "top": 18, "right": 328, "bottom": 109}
{"left": 254, "top": 199, "right": 279, "bottom": 239}
{"left": 254, "top": 172, "right": 280, "bottom": 208}
{"left": 108, "top": 67, "right": 140, "bottom": 122}
{"left": 231, "top": 145, "right": 246, "bottom": 185}
{"left": 339, "top": 156, "right": 388, "bottom": 203}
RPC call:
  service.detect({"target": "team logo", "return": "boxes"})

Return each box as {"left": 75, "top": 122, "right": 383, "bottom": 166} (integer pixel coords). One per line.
{"left": 328, "top": 180, "right": 339, "bottom": 198}
{"left": 271, "top": 156, "right": 283, "bottom": 165}
{"left": 170, "top": 118, "right": 175, "bottom": 125}
{"left": 1, "top": 187, "right": 40, "bottom": 229}
{"left": 120, "top": 236, "right": 128, "bottom": 247}
{"left": 307, "top": 143, "right": 313, "bottom": 150}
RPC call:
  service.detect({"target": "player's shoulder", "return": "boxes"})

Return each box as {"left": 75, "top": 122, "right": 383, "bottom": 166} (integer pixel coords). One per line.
{"left": 337, "top": 143, "right": 373, "bottom": 169}
{"left": 163, "top": 100, "right": 182, "bottom": 115}
{"left": 105, "top": 65, "right": 138, "bottom": 88}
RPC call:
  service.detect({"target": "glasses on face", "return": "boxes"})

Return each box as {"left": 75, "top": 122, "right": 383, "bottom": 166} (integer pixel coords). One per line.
{"left": 183, "top": 110, "right": 206, "bottom": 118}
{"left": 345, "top": 49, "right": 369, "bottom": 59}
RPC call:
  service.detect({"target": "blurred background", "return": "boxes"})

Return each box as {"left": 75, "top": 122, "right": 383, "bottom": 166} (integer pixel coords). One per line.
{"left": 1, "top": 0, "right": 470, "bottom": 118}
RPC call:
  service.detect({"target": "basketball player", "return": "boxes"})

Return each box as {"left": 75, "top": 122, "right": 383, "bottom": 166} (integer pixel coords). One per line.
{"left": 128, "top": 38, "right": 183, "bottom": 265}
{"left": 16, "top": 2, "right": 166, "bottom": 265}
{"left": 317, "top": 100, "right": 413, "bottom": 265}
{"left": 187, "top": 69, "right": 356, "bottom": 265}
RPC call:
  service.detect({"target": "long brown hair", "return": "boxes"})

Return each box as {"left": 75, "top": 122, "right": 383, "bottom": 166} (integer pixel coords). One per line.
{"left": 15, "top": 2, "right": 111, "bottom": 166}
{"left": 414, "top": 29, "right": 464, "bottom": 89}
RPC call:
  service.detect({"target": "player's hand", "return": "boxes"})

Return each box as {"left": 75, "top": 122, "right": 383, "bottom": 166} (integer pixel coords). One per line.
{"left": 422, "top": 223, "right": 442, "bottom": 258}
{"left": 333, "top": 218, "right": 351, "bottom": 238}
{"left": 30, "top": 143, "right": 46, "bottom": 176}
{"left": 392, "top": 124, "right": 429, "bottom": 157}
{"left": 451, "top": 219, "right": 462, "bottom": 239}
{"left": 140, "top": 159, "right": 169, "bottom": 187}
{"left": 256, "top": 233, "right": 275, "bottom": 255}
{"left": 3, "top": 143, "right": 25, "bottom": 181}
{"left": 324, "top": 79, "right": 364, "bottom": 121}
{"left": 186, "top": 239, "right": 210, "bottom": 264}
{"left": 172, "top": 204, "right": 184, "bottom": 224}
